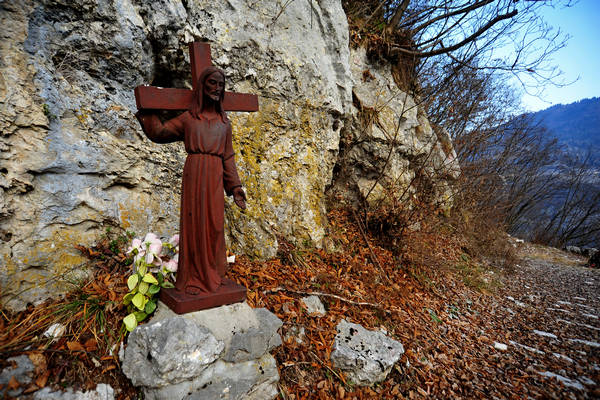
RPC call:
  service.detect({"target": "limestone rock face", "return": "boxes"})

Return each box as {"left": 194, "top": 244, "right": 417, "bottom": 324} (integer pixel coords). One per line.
{"left": 121, "top": 302, "right": 282, "bottom": 400}
{"left": 332, "top": 48, "right": 459, "bottom": 207}
{"left": 331, "top": 319, "right": 404, "bottom": 386}
{"left": 0, "top": 0, "right": 351, "bottom": 310}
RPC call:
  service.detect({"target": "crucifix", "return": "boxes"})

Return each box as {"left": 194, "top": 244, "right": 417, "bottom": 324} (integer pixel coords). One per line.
{"left": 134, "top": 42, "right": 259, "bottom": 112}
{"left": 134, "top": 42, "right": 259, "bottom": 314}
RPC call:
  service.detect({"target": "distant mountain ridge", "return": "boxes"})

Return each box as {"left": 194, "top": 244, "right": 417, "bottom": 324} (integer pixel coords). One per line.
{"left": 528, "top": 97, "right": 600, "bottom": 155}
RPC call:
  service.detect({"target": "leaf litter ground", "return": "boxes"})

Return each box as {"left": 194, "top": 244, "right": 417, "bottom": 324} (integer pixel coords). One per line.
{"left": 1, "top": 209, "right": 598, "bottom": 399}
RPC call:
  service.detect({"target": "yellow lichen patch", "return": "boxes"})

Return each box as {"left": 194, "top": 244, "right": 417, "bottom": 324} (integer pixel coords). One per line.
{"left": 118, "top": 202, "right": 132, "bottom": 229}
{"left": 227, "top": 97, "right": 333, "bottom": 251}
{"left": 1, "top": 227, "right": 95, "bottom": 306}
{"left": 2, "top": 251, "right": 18, "bottom": 276}
{"left": 75, "top": 107, "right": 91, "bottom": 127}
{"left": 117, "top": 194, "right": 179, "bottom": 236}
{"left": 32, "top": 228, "right": 93, "bottom": 273}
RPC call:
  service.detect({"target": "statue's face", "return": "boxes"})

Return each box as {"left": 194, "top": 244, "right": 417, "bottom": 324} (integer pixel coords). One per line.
{"left": 204, "top": 72, "right": 225, "bottom": 102}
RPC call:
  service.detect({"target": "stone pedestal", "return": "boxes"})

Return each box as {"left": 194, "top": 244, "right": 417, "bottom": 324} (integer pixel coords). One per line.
{"left": 121, "top": 302, "right": 282, "bottom": 400}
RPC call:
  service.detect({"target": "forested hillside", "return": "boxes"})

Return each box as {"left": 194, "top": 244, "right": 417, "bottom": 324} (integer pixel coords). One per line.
{"left": 531, "top": 97, "right": 600, "bottom": 165}
{"left": 499, "top": 98, "right": 600, "bottom": 247}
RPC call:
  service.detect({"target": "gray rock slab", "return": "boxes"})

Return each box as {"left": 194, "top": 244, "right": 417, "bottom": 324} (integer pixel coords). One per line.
{"left": 0, "top": 355, "right": 34, "bottom": 398}
{"left": 152, "top": 301, "right": 282, "bottom": 364}
{"left": 225, "top": 308, "right": 283, "bottom": 363}
{"left": 122, "top": 302, "right": 282, "bottom": 399}
{"left": 32, "top": 384, "right": 114, "bottom": 400}
{"left": 122, "top": 316, "right": 224, "bottom": 387}
{"left": 144, "top": 354, "right": 279, "bottom": 400}
{"left": 331, "top": 319, "right": 404, "bottom": 386}
{"left": 301, "top": 295, "right": 326, "bottom": 316}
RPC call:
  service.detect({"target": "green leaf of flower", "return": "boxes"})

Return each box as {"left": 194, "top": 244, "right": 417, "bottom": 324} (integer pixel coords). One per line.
{"left": 142, "top": 273, "right": 158, "bottom": 284}
{"left": 148, "top": 284, "right": 160, "bottom": 295}
{"left": 123, "top": 292, "right": 134, "bottom": 305}
{"left": 162, "top": 281, "right": 175, "bottom": 289}
{"left": 132, "top": 293, "right": 145, "bottom": 310}
{"left": 157, "top": 273, "right": 164, "bottom": 284}
{"left": 123, "top": 313, "right": 137, "bottom": 332}
{"left": 138, "top": 264, "right": 147, "bottom": 277}
{"left": 134, "top": 311, "right": 148, "bottom": 322}
{"left": 127, "top": 275, "right": 139, "bottom": 291}
{"left": 138, "top": 281, "right": 149, "bottom": 295}
{"left": 145, "top": 300, "right": 157, "bottom": 314}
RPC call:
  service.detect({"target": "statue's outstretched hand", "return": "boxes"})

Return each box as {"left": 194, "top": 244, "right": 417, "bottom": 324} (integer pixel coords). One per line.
{"left": 233, "top": 187, "right": 246, "bottom": 210}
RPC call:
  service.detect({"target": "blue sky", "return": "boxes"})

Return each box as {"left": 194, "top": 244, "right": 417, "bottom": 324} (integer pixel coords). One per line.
{"left": 520, "top": 0, "right": 600, "bottom": 111}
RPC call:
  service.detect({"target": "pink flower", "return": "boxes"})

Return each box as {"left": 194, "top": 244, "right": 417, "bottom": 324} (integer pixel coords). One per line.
{"left": 169, "top": 234, "right": 179, "bottom": 248}
{"left": 144, "top": 232, "right": 159, "bottom": 243}
{"left": 127, "top": 238, "right": 143, "bottom": 254}
{"left": 164, "top": 254, "right": 178, "bottom": 273}
{"left": 141, "top": 233, "right": 163, "bottom": 264}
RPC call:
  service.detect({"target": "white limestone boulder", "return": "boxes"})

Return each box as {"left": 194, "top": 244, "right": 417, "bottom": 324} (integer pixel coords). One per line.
{"left": 331, "top": 319, "right": 404, "bottom": 386}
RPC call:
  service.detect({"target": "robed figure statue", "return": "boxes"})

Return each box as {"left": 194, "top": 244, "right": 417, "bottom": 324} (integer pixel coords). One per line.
{"left": 135, "top": 66, "right": 247, "bottom": 303}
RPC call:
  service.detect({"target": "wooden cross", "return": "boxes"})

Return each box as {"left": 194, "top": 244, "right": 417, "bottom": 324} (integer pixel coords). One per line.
{"left": 134, "top": 42, "right": 259, "bottom": 112}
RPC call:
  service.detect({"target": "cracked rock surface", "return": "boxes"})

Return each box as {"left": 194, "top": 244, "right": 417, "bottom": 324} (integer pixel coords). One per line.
{"left": 331, "top": 319, "right": 404, "bottom": 386}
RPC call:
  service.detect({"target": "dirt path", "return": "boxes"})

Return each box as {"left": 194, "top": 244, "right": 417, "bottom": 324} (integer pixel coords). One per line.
{"left": 480, "top": 245, "right": 599, "bottom": 399}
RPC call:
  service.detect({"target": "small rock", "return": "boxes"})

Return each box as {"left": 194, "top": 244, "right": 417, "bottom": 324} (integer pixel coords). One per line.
{"left": 284, "top": 325, "right": 306, "bottom": 344}
{"left": 582, "top": 247, "right": 598, "bottom": 258}
{"left": 566, "top": 245, "right": 582, "bottom": 255}
{"left": 331, "top": 319, "right": 404, "bottom": 386}
{"left": 533, "top": 330, "right": 558, "bottom": 339}
{"left": 43, "top": 323, "right": 65, "bottom": 341}
{"left": 494, "top": 342, "right": 507, "bottom": 351}
{"left": 301, "top": 295, "right": 326, "bottom": 316}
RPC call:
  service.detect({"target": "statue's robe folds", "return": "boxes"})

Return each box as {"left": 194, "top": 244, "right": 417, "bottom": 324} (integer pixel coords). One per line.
{"left": 137, "top": 111, "right": 242, "bottom": 294}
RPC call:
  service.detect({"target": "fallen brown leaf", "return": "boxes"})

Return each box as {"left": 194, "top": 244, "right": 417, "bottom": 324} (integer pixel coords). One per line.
{"left": 23, "top": 384, "right": 39, "bottom": 394}
{"left": 7, "top": 376, "right": 20, "bottom": 390}
{"left": 35, "top": 370, "right": 51, "bottom": 388}
{"left": 27, "top": 352, "right": 47, "bottom": 375}
{"left": 67, "top": 341, "right": 85, "bottom": 352}
{"left": 84, "top": 338, "right": 98, "bottom": 351}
